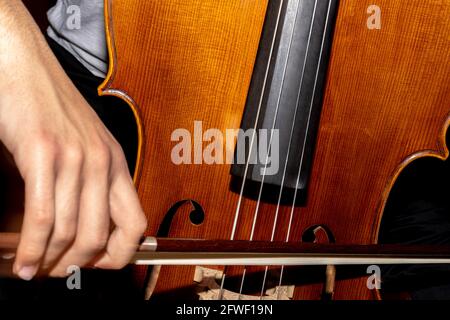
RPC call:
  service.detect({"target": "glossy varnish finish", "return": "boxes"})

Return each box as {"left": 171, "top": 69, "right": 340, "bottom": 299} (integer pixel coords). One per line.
{"left": 100, "top": 0, "right": 450, "bottom": 299}
{"left": 100, "top": 0, "right": 270, "bottom": 297}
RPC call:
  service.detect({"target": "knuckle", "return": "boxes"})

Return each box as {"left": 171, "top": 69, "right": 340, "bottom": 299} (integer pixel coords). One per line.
{"left": 52, "top": 227, "right": 76, "bottom": 248}
{"left": 33, "top": 209, "right": 54, "bottom": 227}
{"left": 111, "top": 141, "right": 126, "bottom": 161}
{"left": 111, "top": 144, "right": 128, "bottom": 172}
{"left": 34, "top": 133, "right": 58, "bottom": 157}
{"left": 88, "top": 144, "right": 111, "bottom": 171}
{"left": 135, "top": 215, "right": 148, "bottom": 235}
{"left": 17, "top": 132, "right": 57, "bottom": 172}
{"left": 76, "top": 233, "right": 109, "bottom": 255}
{"left": 62, "top": 143, "right": 84, "bottom": 167}
{"left": 125, "top": 214, "right": 147, "bottom": 238}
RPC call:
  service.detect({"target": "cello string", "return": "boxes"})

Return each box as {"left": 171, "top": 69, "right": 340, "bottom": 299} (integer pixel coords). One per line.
{"left": 237, "top": 0, "right": 304, "bottom": 299}
{"left": 249, "top": 0, "right": 303, "bottom": 245}
{"left": 218, "top": 0, "right": 286, "bottom": 300}
{"left": 229, "top": 0, "right": 285, "bottom": 242}
{"left": 276, "top": 0, "right": 334, "bottom": 294}
{"left": 258, "top": 0, "right": 318, "bottom": 298}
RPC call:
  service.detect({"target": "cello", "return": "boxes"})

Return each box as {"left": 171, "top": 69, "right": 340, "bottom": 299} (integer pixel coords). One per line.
{"left": 1, "top": 0, "right": 450, "bottom": 300}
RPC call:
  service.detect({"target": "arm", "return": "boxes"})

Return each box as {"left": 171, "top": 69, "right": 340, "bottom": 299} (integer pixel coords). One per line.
{"left": 0, "top": 0, "right": 147, "bottom": 279}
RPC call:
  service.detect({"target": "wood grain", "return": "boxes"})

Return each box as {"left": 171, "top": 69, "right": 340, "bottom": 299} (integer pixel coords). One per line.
{"left": 99, "top": 0, "right": 450, "bottom": 300}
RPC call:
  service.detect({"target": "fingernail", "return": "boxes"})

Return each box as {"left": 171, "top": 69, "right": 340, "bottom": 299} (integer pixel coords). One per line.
{"left": 17, "top": 265, "right": 38, "bottom": 281}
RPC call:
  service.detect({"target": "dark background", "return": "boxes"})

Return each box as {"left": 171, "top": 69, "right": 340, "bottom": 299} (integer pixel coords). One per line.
{"left": 13, "top": 0, "right": 450, "bottom": 301}
{"left": 23, "top": 0, "right": 56, "bottom": 31}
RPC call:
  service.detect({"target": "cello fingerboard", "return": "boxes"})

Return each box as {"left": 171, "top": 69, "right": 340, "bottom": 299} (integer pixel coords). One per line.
{"left": 231, "top": 0, "right": 338, "bottom": 196}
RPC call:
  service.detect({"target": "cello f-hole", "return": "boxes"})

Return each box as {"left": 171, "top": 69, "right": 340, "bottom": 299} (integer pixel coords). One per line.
{"left": 157, "top": 200, "right": 205, "bottom": 237}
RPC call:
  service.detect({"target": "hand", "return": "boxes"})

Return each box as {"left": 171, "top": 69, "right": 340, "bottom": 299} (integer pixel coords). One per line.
{"left": 0, "top": 0, "right": 147, "bottom": 279}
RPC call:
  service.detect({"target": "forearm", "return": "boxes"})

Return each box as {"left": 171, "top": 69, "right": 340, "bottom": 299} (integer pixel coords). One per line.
{"left": 0, "top": 0, "right": 74, "bottom": 143}
{"left": 0, "top": 0, "right": 58, "bottom": 81}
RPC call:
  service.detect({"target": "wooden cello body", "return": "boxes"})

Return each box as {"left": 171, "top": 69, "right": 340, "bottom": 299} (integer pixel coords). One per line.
{"left": 99, "top": 0, "right": 450, "bottom": 300}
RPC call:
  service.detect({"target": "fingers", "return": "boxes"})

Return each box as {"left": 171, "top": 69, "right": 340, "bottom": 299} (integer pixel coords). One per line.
{"left": 48, "top": 145, "right": 111, "bottom": 277}
{"left": 40, "top": 145, "right": 83, "bottom": 270}
{"left": 14, "top": 136, "right": 146, "bottom": 279}
{"left": 14, "top": 147, "right": 56, "bottom": 280}
{"left": 93, "top": 169, "right": 147, "bottom": 270}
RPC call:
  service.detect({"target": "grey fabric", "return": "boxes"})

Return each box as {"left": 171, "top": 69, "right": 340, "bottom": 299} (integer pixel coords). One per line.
{"left": 47, "top": 0, "right": 107, "bottom": 77}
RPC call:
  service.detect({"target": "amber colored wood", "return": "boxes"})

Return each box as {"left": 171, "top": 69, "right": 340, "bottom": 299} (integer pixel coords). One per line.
{"left": 100, "top": 0, "right": 450, "bottom": 300}
{"left": 100, "top": 0, "right": 270, "bottom": 296}
{"left": 291, "top": 0, "right": 450, "bottom": 299}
